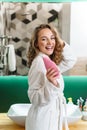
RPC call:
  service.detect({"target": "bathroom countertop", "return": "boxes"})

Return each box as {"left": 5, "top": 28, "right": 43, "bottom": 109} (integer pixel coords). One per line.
{"left": 68, "top": 119, "right": 87, "bottom": 130}
{"left": 0, "top": 113, "right": 24, "bottom": 130}
{"left": 0, "top": 113, "right": 87, "bottom": 130}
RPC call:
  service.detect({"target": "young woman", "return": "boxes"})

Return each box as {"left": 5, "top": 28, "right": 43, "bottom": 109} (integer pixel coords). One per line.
{"left": 26, "top": 24, "right": 76, "bottom": 130}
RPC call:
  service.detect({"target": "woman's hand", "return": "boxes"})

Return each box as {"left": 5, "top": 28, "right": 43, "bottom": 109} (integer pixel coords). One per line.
{"left": 46, "top": 67, "right": 59, "bottom": 87}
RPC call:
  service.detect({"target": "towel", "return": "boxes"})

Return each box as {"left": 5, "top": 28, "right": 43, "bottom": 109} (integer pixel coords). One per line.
{"left": 7, "top": 44, "right": 16, "bottom": 72}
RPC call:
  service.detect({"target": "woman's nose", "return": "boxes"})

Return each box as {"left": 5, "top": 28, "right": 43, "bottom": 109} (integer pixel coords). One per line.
{"left": 47, "top": 39, "right": 52, "bottom": 44}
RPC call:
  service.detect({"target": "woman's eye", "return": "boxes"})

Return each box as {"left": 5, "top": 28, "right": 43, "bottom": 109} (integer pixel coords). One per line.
{"left": 51, "top": 37, "right": 55, "bottom": 40}
{"left": 42, "top": 38, "right": 46, "bottom": 41}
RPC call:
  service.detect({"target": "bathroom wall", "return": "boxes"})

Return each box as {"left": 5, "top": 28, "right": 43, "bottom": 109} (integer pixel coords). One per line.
{"left": 0, "top": 2, "right": 63, "bottom": 75}
{"left": 0, "top": 2, "right": 86, "bottom": 76}
{"left": 69, "top": 57, "right": 87, "bottom": 75}
{"left": 69, "top": 2, "right": 87, "bottom": 75}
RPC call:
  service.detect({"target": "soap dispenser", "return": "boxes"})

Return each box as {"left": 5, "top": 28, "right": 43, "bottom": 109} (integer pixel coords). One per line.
{"left": 67, "top": 97, "right": 73, "bottom": 104}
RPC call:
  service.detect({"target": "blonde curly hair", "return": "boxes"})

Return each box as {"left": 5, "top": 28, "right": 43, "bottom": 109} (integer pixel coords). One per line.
{"left": 27, "top": 24, "right": 64, "bottom": 68}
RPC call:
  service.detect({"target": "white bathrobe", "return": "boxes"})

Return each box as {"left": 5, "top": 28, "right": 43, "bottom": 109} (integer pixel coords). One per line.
{"left": 26, "top": 43, "right": 76, "bottom": 130}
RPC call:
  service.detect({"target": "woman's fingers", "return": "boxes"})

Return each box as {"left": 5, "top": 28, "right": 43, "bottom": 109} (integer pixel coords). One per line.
{"left": 46, "top": 67, "right": 59, "bottom": 86}
{"left": 47, "top": 68, "right": 58, "bottom": 78}
{"left": 46, "top": 68, "right": 58, "bottom": 81}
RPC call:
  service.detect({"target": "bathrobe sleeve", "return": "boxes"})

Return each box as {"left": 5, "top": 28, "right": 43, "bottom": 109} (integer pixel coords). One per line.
{"left": 28, "top": 56, "right": 62, "bottom": 106}
{"left": 58, "top": 42, "right": 77, "bottom": 73}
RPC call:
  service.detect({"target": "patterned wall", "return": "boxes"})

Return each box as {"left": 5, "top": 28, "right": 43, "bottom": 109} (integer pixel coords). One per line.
{"left": 0, "top": 2, "right": 62, "bottom": 75}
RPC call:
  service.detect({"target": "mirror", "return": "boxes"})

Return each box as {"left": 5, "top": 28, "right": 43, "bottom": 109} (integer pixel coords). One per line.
{"left": 0, "top": 2, "right": 87, "bottom": 76}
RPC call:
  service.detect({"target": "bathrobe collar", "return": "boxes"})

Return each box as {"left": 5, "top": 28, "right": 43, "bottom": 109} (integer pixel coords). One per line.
{"left": 38, "top": 52, "right": 49, "bottom": 58}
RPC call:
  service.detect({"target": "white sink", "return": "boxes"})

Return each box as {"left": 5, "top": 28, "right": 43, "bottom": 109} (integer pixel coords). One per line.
{"left": 63, "top": 103, "right": 82, "bottom": 125}
{"left": 7, "top": 103, "right": 82, "bottom": 126}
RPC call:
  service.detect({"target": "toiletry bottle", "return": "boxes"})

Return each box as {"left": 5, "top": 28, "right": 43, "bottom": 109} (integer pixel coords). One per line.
{"left": 67, "top": 97, "right": 73, "bottom": 104}
{"left": 80, "top": 97, "right": 84, "bottom": 111}
{"left": 83, "top": 98, "right": 87, "bottom": 112}
{"left": 82, "top": 99, "right": 87, "bottom": 121}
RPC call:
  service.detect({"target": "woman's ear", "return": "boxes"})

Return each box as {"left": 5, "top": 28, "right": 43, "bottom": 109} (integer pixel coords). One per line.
{"left": 34, "top": 42, "right": 39, "bottom": 51}
{"left": 35, "top": 42, "right": 38, "bottom": 47}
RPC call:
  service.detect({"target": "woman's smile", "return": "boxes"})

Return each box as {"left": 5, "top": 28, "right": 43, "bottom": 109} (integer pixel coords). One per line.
{"left": 45, "top": 46, "right": 54, "bottom": 51}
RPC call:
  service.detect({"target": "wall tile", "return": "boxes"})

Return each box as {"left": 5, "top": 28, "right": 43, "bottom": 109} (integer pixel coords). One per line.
{"left": 0, "top": 2, "right": 62, "bottom": 75}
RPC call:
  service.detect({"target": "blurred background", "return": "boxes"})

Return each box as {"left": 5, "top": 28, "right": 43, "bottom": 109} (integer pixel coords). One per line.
{"left": 0, "top": 2, "right": 87, "bottom": 76}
